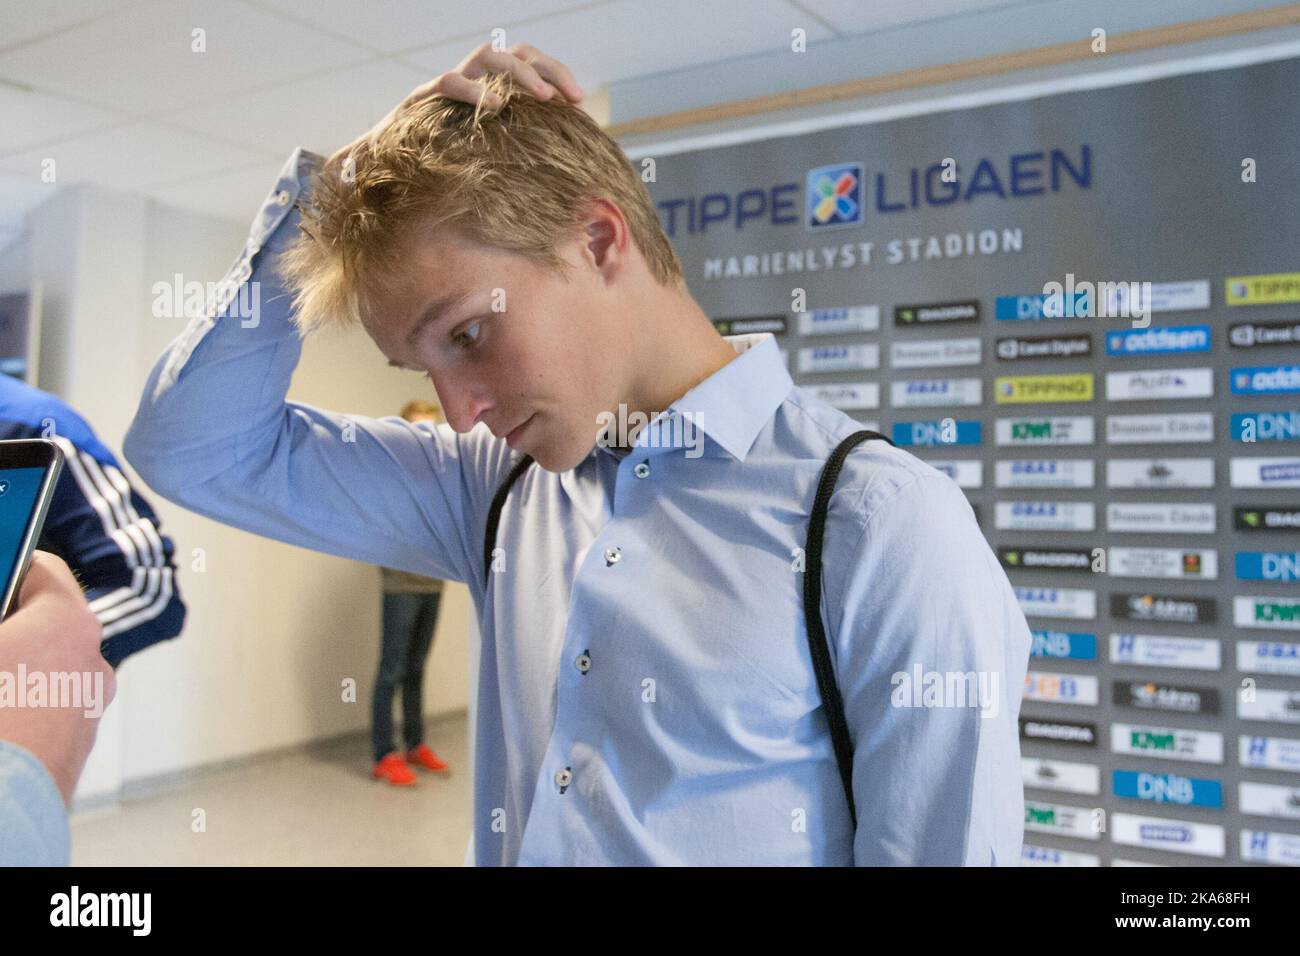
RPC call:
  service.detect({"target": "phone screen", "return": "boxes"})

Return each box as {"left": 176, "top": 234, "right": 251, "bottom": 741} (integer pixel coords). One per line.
{"left": 0, "top": 465, "right": 56, "bottom": 605}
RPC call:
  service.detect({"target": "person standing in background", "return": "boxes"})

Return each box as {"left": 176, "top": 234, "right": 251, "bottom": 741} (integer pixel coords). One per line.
{"left": 0, "top": 374, "right": 185, "bottom": 667}
{"left": 373, "top": 399, "right": 450, "bottom": 786}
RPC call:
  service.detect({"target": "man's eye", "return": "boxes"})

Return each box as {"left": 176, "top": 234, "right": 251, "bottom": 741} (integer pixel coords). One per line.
{"left": 452, "top": 321, "right": 482, "bottom": 350}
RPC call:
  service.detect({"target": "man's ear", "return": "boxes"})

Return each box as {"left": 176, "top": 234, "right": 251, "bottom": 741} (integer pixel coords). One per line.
{"left": 582, "top": 198, "right": 630, "bottom": 283}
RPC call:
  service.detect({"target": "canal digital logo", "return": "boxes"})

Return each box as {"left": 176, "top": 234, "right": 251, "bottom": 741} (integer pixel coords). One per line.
{"left": 805, "top": 163, "right": 863, "bottom": 230}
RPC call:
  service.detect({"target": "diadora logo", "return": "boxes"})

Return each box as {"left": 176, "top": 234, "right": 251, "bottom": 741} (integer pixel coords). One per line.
{"left": 805, "top": 163, "right": 863, "bottom": 230}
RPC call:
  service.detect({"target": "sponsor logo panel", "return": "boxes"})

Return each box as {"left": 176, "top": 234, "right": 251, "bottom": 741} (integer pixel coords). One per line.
{"left": 1016, "top": 587, "right": 1097, "bottom": 620}
{"left": 1110, "top": 592, "right": 1216, "bottom": 625}
{"left": 996, "top": 334, "right": 1091, "bottom": 361}
{"left": 1239, "top": 782, "right": 1300, "bottom": 821}
{"left": 1105, "top": 324, "right": 1211, "bottom": 356}
{"left": 1110, "top": 633, "right": 1221, "bottom": 671}
{"left": 1230, "top": 457, "right": 1300, "bottom": 488}
{"left": 1225, "top": 271, "right": 1300, "bottom": 306}
{"left": 1237, "top": 641, "right": 1300, "bottom": 677}
{"left": 1111, "top": 723, "right": 1224, "bottom": 764}
{"left": 1024, "top": 671, "right": 1100, "bottom": 705}
{"left": 1024, "top": 800, "right": 1101, "bottom": 840}
{"left": 1237, "top": 689, "right": 1300, "bottom": 723}
{"left": 995, "top": 373, "right": 1094, "bottom": 404}
{"left": 1106, "top": 413, "right": 1213, "bottom": 444}
{"left": 1108, "top": 548, "right": 1219, "bottom": 580}
{"left": 1106, "top": 503, "right": 1216, "bottom": 534}
{"left": 1240, "top": 829, "right": 1300, "bottom": 866}
{"left": 807, "top": 381, "right": 879, "bottom": 410}
{"left": 1106, "top": 458, "right": 1215, "bottom": 489}
{"left": 1231, "top": 365, "right": 1300, "bottom": 395}
{"left": 1234, "top": 596, "right": 1300, "bottom": 631}
{"left": 891, "top": 419, "right": 982, "bottom": 447}
{"left": 1105, "top": 368, "right": 1214, "bottom": 401}
{"left": 893, "top": 300, "right": 979, "bottom": 326}
{"left": 1023, "top": 758, "right": 1101, "bottom": 796}
{"left": 996, "top": 501, "right": 1095, "bottom": 532}
{"left": 797, "top": 343, "right": 879, "bottom": 373}
{"left": 1112, "top": 813, "right": 1225, "bottom": 858}
{"left": 1112, "top": 770, "right": 1223, "bottom": 808}
{"left": 1231, "top": 411, "right": 1299, "bottom": 442}
{"left": 797, "top": 305, "right": 879, "bottom": 335}
{"left": 1239, "top": 735, "right": 1300, "bottom": 772}
{"left": 889, "top": 337, "right": 981, "bottom": 368}
{"left": 997, "top": 416, "right": 1094, "bottom": 446}
{"left": 890, "top": 377, "right": 982, "bottom": 408}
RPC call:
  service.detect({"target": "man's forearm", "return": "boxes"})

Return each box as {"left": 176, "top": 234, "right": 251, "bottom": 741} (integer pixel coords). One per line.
{"left": 125, "top": 147, "right": 323, "bottom": 497}
{"left": 123, "top": 147, "right": 480, "bottom": 584}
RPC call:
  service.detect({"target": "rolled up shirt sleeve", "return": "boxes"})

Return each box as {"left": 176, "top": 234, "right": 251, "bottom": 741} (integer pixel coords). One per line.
{"left": 825, "top": 472, "right": 1031, "bottom": 866}
{"left": 0, "top": 740, "right": 70, "bottom": 866}
{"left": 123, "top": 148, "right": 507, "bottom": 590}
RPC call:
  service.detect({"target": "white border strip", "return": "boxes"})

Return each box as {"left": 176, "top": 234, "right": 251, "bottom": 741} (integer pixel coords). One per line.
{"left": 621, "top": 39, "right": 1300, "bottom": 158}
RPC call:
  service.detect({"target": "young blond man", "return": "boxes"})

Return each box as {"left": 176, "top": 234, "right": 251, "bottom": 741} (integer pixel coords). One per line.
{"left": 126, "top": 44, "right": 1030, "bottom": 866}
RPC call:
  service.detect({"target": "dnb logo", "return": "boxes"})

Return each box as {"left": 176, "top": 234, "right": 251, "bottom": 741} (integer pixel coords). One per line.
{"left": 806, "top": 163, "right": 863, "bottom": 230}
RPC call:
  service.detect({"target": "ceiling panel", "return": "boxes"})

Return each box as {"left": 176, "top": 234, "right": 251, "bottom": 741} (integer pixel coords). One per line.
{"left": 144, "top": 158, "right": 290, "bottom": 223}
{"left": 252, "top": 0, "right": 596, "bottom": 54}
{"left": 0, "top": 84, "right": 128, "bottom": 156}
{"left": 0, "top": 0, "right": 371, "bottom": 115}
{"left": 0, "top": 0, "right": 147, "bottom": 53}
{"left": 795, "top": 0, "right": 1043, "bottom": 36}
{"left": 404, "top": 0, "right": 835, "bottom": 87}
{"left": 0, "top": 120, "right": 269, "bottom": 191}
{"left": 161, "top": 57, "right": 430, "bottom": 158}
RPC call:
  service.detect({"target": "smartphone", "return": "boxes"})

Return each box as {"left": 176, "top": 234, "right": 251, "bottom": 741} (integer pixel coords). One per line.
{"left": 0, "top": 439, "right": 65, "bottom": 621}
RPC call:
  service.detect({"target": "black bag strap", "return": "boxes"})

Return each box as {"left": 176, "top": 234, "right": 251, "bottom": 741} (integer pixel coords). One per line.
{"left": 482, "top": 428, "right": 894, "bottom": 832}
{"left": 803, "top": 429, "right": 893, "bottom": 831}
{"left": 483, "top": 454, "right": 536, "bottom": 582}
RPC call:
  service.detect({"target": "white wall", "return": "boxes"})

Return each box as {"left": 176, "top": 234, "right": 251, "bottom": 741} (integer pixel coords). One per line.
{"left": 0, "top": 237, "right": 29, "bottom": 294}
{"left": 12, "top": 180, "right": 472, "bottom": 805}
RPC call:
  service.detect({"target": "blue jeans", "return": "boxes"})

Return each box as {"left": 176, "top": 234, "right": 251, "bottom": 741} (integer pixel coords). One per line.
{"left": 372, "top": 591, "right": 441, "bottom": 762}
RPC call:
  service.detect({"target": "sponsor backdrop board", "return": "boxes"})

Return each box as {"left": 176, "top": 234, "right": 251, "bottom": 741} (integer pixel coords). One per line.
{"left": 647, "top": 56, "right": 1300, "bottom": 866}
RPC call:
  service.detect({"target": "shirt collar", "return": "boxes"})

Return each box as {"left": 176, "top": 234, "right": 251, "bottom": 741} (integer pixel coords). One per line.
{"left": 598, "top": 332, "right": 792, "bottom": 463}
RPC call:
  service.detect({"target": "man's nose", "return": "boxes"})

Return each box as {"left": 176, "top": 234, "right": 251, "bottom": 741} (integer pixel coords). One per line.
{"left": 433, "top": 373, "right": 493, "bottom": 434}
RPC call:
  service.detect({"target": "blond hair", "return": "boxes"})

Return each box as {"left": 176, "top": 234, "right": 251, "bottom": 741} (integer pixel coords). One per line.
{"left": 278, "top": 72, "right": 684, "bottom": 335}
{"left": 400, "top": 398, "right": 443, "bottom": 422}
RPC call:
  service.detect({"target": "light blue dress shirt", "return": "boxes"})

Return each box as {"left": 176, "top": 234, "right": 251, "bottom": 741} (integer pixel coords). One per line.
{"left": 124, "top": 148, "right": 1031, "bottom": 866}
{"left": 0, "top": 740, "right": 70, "bottom": 866}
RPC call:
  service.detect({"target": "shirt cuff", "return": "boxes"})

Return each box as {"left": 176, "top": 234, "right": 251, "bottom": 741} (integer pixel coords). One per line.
{"left": 0, "top": 739, "right": 70, "bottom": 866}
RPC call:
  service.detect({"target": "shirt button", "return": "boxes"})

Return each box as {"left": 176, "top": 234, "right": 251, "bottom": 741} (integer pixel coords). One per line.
{"left": 604, "top": 547, "right": 621, "bottom": 566}
{"left": 275, "top": 189, "right": 290, "bottom": 205}
{"left": 575, "top": 651, "right": 592, "bottom": 673}
{"left": 633, "top": 461, "right": 650, "bottom": 478}
{"left": 554, "top": 767, "right": 573, "bottom": 791}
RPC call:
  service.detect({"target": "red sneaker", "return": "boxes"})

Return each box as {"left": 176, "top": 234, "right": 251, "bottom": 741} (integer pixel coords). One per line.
{"left": 373, "top": 753, "right": 417, "bottom": 786}
{"left": 406, "top": 743, "right": 450, "bottom": 772}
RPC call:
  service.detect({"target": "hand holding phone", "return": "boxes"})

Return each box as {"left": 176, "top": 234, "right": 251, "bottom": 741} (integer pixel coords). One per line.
{"left": 0, "top": 439, "right": 65, "bottom": 621}
{"left": 0, "top": 550, "right": 114, "bottom": 805}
